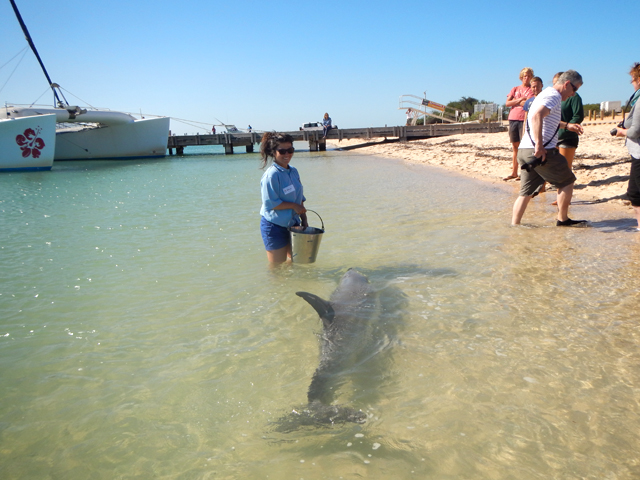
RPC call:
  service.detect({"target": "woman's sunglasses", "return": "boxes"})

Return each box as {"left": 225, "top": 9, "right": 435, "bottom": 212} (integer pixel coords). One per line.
{"left": 277, "top": 147, "right": 295, "bottom": 155}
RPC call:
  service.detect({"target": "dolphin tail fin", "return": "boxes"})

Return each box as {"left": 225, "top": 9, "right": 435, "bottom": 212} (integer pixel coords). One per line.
{"left": 296, "top": 292, "right": 335, "bottom": 327}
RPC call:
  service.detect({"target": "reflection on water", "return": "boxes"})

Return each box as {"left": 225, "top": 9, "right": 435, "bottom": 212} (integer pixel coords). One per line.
{"left": 1, "top": 152, "right": 640, "bottom": 478}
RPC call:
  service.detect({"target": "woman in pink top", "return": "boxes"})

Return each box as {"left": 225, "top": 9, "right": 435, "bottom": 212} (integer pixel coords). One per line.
{"left": 504, "top": 67, "right": 534, "bottom": 181}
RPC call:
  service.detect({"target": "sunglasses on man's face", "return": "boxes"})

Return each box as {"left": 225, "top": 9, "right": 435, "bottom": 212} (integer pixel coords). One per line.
{"left": 569, "top": 82, "right": 579, "bottom": 92}
{"left": 277, "top": 147, "right": 295, "bottom": 155}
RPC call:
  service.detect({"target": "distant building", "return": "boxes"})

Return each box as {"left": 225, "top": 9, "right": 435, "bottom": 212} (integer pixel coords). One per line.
{"left": 474, "top": 103, "right": 499, "bottom": 117}
{"left": 600, "top": 101, "right": 621, "bottom": 113}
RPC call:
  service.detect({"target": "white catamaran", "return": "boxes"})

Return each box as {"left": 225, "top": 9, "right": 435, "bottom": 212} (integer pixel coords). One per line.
{"left": 0, "top": 113, "right": 56, "bottom": 171}
{"left": 4, "top": 0, "right": 169, "bottom": 163}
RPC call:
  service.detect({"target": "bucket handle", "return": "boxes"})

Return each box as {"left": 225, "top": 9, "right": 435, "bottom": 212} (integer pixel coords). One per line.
{"left": 306, "top": 209, "right": 325, "bottom": 230}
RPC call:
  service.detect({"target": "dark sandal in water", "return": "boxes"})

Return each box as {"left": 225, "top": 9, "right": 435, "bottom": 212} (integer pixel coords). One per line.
{"left": 556, "top": 218, "right": 587, "bottom": 227}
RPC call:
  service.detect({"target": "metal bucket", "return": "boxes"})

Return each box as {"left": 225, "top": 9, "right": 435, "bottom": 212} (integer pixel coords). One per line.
{"left": 290, "top": 210, "right": 324, "bottom": 264}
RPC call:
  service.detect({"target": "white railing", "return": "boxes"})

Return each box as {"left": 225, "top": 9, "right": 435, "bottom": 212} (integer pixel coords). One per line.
{"left": 398, "top": 94, "right": 458, "bottom": 124}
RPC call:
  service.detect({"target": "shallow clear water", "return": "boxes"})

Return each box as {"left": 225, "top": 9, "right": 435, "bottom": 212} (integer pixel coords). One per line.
{"left": 1, "top": 149, "right": 640, "bottom": 479}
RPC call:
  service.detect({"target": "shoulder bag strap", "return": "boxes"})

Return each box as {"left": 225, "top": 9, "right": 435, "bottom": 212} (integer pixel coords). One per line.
{"left": 526, "top": 115, "right": 560, "bottom": 149}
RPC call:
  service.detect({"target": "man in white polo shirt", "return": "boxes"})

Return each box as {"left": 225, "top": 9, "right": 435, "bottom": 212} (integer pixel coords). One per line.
{"left": 511, "top": 70, "right": 587, "bottom": 226}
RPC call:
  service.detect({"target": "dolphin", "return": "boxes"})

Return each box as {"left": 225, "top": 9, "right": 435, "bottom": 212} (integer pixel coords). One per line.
{"left": 291, "top": 268, "right": 377, "bottom": 426}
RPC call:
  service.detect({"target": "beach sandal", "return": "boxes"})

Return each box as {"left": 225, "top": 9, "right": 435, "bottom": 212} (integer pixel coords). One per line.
{"left": 556, "top": 218, "right": 587, "bottom": 227}
{"left": 503, "top": 175, "right": 520, "bottom": 181}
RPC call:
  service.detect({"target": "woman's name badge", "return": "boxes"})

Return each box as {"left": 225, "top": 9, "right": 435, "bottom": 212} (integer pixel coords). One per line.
{"left": 283, "top": 184, "right": 295, "bottom": 195}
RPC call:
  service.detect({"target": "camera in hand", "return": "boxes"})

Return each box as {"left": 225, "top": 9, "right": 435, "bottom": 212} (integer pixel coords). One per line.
{"left": 521, "top": 156, "right": 547, "bottom": 172}
{"left": 611, "top": 121, "right": 625, "bottom": 136}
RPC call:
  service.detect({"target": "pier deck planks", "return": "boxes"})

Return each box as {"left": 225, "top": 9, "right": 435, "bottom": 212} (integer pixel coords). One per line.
{"left": 166, "top": 122, "right": 507, "bottom": 154}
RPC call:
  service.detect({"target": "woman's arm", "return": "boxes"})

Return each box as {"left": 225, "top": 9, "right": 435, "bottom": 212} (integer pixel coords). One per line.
{"left": 262, "top": 173, "right": 302, "bottom": 212}
{"left": 506, "top": 96, "right": 527, "bottom": 107}
{"left": 626, "top": 104, "right": 640, "bottom": 140}
{"left": 273, "top": 201, "right": 306, "bottom": 215}
{"left": 274, "top": 201, "right": 307, "bottom": 227}
{"left": 570, "top": 95, "right": 585, "bottom": 124}
{"left": 617, "top": 104, "right": 640, "bottom": 139}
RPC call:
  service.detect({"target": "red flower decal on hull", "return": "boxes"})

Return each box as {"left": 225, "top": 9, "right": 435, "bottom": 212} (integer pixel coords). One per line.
{"left": 16, "top": 126, "right": 46, "bottom": 158}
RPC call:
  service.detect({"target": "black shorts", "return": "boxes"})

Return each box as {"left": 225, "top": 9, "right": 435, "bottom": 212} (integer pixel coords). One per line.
{"left": 557, "top": 136, "right": 579, "bottom": 149}
{"left": 627, "top": 156, "right": 640, "bottom": 207}
{"left": 509, "top": 120, "right": 524, "bottom": 143}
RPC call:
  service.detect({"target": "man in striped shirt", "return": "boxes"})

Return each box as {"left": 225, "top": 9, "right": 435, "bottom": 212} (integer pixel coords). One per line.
{"left": 511, "top": 70, "right": 586, "bottom": 226}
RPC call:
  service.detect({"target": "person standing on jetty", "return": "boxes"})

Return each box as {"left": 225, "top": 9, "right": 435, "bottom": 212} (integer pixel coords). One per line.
{"left": 504, "top": 67, "right": 534, "bottom": 181}
{"left": 511, "top": 70, "right": 587, "bottom": 227}
{"left": 613, "top": 62, "right": 640, "bottom": 231}
{"left": 259, "top": 132, "right": 308, "bottom": 264}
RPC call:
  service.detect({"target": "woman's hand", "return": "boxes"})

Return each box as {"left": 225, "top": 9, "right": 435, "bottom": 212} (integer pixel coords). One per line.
{"left": 616, "top": 127, "right": 628, "bottom": 138}
{"left": 566, "top": 123, "right": 584, "bottom": 135}
{"left": 292, "top": 203, "right": 307, "bottom": 215}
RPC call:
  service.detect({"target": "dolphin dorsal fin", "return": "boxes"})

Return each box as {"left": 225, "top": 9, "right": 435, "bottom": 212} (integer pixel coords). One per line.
{"left": 296, "top": 292, "right": 335, "bottom": 327}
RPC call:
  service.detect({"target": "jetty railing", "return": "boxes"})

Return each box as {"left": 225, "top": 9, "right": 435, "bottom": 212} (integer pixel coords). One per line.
{"left": 167, "top": 122, "right": 506, "bottom": 155}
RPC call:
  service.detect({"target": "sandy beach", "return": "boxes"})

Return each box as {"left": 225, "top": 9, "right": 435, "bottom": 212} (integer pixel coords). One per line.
{"left": 329, "top": 121, "right": 634, "bottom": 212}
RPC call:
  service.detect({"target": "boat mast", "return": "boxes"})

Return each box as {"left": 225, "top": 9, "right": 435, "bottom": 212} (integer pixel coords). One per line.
{"left": 9, "top": 0, "right": 68, "bottom": 107}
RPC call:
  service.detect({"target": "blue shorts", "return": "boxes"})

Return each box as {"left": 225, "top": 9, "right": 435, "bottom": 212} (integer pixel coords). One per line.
{"left": 260, "top": 216, "right": 293, "bottom": 251}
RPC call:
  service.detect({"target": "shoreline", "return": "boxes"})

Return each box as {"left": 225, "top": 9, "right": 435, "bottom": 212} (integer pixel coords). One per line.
{"left": 328, "top": 121, "right": 634, "bottom": 214}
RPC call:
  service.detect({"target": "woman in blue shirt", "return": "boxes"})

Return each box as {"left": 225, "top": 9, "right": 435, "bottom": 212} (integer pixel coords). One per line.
{"left": 259, "top": 132, "right": 308, "bottom": 264}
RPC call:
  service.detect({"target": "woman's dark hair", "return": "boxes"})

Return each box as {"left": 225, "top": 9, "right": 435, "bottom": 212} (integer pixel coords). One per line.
{"left": 260, "top": 132, "right": 294, "bottom": 169}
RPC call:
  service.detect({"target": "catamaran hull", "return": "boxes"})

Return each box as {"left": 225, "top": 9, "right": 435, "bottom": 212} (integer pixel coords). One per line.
{"left": 0, "top": 114, "right": 56, "bottom": 171}
{"left": 55, "top": 116, "right": 170, "bottom": 160}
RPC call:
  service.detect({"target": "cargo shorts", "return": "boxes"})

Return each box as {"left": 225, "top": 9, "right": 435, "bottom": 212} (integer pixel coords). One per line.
{"left": 517, "top": 148, "right": 577, "bottom": 197}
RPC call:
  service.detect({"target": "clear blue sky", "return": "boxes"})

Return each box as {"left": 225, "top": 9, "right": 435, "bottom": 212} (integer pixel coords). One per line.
{"left": 1, "top": 0, "right": 637, "bottom": 134}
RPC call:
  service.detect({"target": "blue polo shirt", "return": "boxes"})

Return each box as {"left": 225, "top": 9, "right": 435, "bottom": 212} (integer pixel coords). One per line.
{"left": 260, "top": 163, "right": 305, "bottom": 228}
{"left": 523, "top": 97, "right": 535, "bottom": 112}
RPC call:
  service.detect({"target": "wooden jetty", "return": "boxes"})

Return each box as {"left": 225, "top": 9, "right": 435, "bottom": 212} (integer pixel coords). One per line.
{"left": 166, "top": 122, "right": 506, "bottom": 155}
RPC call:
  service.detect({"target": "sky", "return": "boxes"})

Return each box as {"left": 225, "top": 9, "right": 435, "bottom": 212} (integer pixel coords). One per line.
{"left": 1, "top": 0, "right": 638, "bottom": 135}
